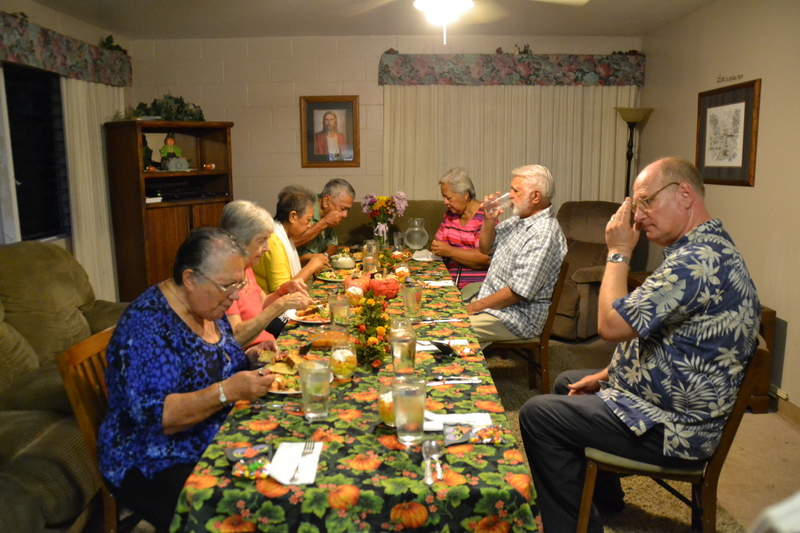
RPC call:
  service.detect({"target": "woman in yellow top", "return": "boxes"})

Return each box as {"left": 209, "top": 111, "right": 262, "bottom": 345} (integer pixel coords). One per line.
{"left": 253, "top": 186, "right": 329, "bottom": 293}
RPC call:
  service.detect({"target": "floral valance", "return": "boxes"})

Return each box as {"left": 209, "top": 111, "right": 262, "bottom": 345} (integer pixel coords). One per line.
{"left": 379, "top": 53, "right": 645, "bottom": 87}
{"left": 0, "top": 12, "right": 132, "bottom": 87}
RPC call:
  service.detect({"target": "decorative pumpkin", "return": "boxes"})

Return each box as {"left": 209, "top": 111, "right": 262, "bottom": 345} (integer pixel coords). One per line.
{"left": 245, "top": 420, "right": 279, "bottom": 432}
{"left": 369, "top": 276, "right": 400, "bottom": 299}
{"left": 185, "top": 473, "right": 217, "bottom": 490}
{"left": 504, "top": 473, "right": 532, "bottom": 500}
{"left": 390, "top": 501, "right": 429, "bottom": 528}
{"left": 328, "top": 484, "right": 361, "bottom": 510}
{"left": 473, "top": 515, "right": 511, "bottom": 533}
{"left": 217, "top": 515, "right": 257, "bottom": 533}
{"left": 440, "top": 469, "right": 467, "bottom": 486}
{"left": 344, "top": 274, "right": 370, "bottom": 293}
{"left": 255, "top": 477, "right": 290, "bottom": 498}
{"left": 348, "top": 453, "right": 383, "bottom": 471}
{"left": 503, "top": 449, "right": 525, "bottom": 464}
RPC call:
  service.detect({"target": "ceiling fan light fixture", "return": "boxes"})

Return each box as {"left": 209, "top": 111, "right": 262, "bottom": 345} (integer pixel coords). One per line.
{"left": 413, "top": 0, "right": 474, "bottom": 26}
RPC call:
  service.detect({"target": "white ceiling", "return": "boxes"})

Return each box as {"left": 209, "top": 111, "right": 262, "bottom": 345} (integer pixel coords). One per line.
{"left": 33, "top": 0, "right": 717, "bottom": 41}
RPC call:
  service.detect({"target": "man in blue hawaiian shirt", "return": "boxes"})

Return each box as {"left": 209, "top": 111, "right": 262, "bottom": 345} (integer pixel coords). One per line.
{"left": 519, "top": 157, "right": 761, "bottom": 533}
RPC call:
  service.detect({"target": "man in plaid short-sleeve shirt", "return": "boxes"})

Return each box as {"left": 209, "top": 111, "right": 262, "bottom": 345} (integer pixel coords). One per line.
{"left": 466, "top": 164, "right": 567, "bottom": 346}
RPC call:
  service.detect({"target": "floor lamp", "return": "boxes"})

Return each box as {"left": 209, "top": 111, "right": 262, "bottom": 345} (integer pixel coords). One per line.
{"left": 615, "top": 107, "right": 654, "bottom": 192}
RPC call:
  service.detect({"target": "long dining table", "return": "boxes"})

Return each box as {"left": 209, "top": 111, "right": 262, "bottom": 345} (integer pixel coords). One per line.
{"left": 171, "top": 259, "right": 541, "bottom": 533}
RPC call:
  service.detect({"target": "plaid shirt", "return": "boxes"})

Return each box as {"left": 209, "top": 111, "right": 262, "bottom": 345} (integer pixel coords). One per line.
{"left": 476, "top": 206, "right": 567, "bottom": 338}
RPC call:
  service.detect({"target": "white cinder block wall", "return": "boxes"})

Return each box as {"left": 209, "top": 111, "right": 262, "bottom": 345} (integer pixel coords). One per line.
{"left": 125, "top": 35, "right": 641, "bottom": 211}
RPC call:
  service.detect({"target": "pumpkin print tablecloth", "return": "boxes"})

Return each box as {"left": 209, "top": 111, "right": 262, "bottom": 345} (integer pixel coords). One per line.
{"left": 171, "top": 261, "right": 541, "bottom": 533}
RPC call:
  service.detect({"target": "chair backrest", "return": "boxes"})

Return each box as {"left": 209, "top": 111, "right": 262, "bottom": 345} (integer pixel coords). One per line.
{"left": 705, "top": 340, "right": 768, "bottom": 479}
{"left": 541, "top": 261, "right": 570, "bottom": 344}
{"left": 556, "top": 201, "right": 620, "bottom": 244}
{"left": 56, "top": 326, "right": 115, "bottom": 465}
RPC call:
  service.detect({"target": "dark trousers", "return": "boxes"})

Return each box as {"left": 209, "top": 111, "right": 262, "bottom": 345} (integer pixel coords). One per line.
{"left": 106, "top": 463, "right": 195, "bottom": 532}
{"left": 519, "top": 369, "right": 702, "bottom": 533}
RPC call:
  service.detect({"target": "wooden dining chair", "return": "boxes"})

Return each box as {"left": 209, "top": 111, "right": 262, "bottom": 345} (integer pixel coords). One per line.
{"left": 575, "top": 340, "right": 769, "bottom": 533}
{"left": 56, "top": 326, "right": 140, "bottom": 533}
{"left": 485, "top": 261, "right": 569, "bottom": 392}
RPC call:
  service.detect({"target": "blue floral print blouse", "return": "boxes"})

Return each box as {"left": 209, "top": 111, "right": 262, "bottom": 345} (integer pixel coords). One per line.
{"left": 98, "top": 285, "right": 248, "bottom": 487}
{"left": 599, "top": 219, "right": 760, "bottom": 460}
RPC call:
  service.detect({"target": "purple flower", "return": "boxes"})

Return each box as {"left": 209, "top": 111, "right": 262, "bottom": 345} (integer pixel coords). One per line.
{"left": 362, "top": 193, "right": 377, "bottom": 214}
{"left": 393, "top": 191, "right": 408, "bottom": 217}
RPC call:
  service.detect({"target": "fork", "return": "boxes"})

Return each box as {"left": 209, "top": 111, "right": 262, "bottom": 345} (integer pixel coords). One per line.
{"left": 290, "top": 440, "right": 315, "bottom": 484}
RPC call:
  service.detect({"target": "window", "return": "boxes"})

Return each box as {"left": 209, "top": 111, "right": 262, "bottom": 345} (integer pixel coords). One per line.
{"left": 3, "top": 62, "right": 70, "bottom": 240}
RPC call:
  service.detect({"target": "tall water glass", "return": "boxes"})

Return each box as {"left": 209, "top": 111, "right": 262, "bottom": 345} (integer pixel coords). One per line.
{"left": 328, "top": 292, "right": 350, "bottom": 330}
{"left": 390, "top": 318, "right": 416, "bottom": 374}
{"left": 363, "top": 240, "right": 378, "bottom": 257}
{"left": 298, "top": 359, "right": 331, "bottom": 421}
{"left": 392, "top": 376, "right": 426, "bottom": 445}
{"left": 484, "top": 192, "right": 512, "bottom": 215}
{"left": 402, "top": 283, "right": 423, "bottom": 318}
{"left": 393, "top": 232, "right": 405, "bottom": 248}
{"left": 363, "top": 254, "right": 378, "bottom": 274}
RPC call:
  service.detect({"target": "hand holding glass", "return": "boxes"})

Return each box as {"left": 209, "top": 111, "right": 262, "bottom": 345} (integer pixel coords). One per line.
{"left": 484, "top": 192, "right": 512, "bottom": 215}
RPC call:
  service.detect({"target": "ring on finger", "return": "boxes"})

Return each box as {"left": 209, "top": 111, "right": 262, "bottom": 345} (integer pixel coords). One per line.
{"left": 257, "top": 370, "right": 265, "bottom": 376}
{"left": 611, "top": 216, "right": 616, "bottom": 221}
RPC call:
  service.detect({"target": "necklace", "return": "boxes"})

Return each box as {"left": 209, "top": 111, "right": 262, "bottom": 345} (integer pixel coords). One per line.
{"left": 164, "top": 280, "right": 219, "bottom": 341}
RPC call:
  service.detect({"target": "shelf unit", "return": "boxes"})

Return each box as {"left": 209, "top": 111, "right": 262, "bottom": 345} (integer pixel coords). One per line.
{"left": 104, "top": 120, "right": 234, "bottom": 301}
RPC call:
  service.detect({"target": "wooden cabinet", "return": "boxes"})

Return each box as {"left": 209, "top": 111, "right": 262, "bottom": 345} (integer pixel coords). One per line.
{"left": 104, "top": 120, "right": 234, "bottom": 302}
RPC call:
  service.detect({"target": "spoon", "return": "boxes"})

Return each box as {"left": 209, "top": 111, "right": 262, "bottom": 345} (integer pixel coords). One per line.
{"left": 422, "top": 440, "right": 436, "bottom": 485}
{"left": 427, "top": 440, "right": 444, "bottom": 481}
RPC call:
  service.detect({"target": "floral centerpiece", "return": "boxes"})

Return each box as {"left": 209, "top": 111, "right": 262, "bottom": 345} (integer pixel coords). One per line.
{"left": 362, "top": 191, "right": 408, "bottom": 246}
{"left": 350, "top": 290, "right": 390, "bottom": 368}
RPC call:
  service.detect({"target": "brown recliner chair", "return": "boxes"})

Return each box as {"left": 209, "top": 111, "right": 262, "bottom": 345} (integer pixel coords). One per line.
{"left": 552, "top": 201, "right": 622, "bottom": 341}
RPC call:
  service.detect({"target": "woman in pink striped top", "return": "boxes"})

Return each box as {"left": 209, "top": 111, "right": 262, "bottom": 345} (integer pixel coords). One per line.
{"left": 431, "top": 167, "right": 492, "bottom": 290}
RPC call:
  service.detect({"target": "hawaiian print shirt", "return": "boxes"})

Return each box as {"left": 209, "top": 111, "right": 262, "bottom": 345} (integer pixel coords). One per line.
{"left": 599, "top": 219, "right": 760, "bottom": 460}
{"left": 477, "top": 206, "right": 567, "bottom": 338}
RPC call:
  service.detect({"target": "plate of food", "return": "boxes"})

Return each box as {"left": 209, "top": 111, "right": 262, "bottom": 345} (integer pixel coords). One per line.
{"left": 286, "top": 304, "right": 330, "bottom": 324}
{"left": 267, "top": 353, "right": 334, "bottom": 394}
{"left": 317, "top": 269, "right": 355, "bottom": 283}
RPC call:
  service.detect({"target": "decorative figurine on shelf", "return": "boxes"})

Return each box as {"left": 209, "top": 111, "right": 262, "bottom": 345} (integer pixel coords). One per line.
{"left": 142, "top": 134, "right": 154, "bottom": 170}
{"left": 159, "top": 133, "right": 189, "bottom": 171}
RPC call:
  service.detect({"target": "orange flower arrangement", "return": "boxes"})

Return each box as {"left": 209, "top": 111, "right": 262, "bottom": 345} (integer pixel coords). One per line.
{"left": 350, "top": 290, "right": 390, "bottom": 367}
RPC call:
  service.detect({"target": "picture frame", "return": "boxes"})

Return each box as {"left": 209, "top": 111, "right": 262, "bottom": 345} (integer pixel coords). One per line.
{"left": 695, "top": 79, "right": 761, "bottom": 186}
{"left": 300, "top": 95, "right": 360, "bottom": 168}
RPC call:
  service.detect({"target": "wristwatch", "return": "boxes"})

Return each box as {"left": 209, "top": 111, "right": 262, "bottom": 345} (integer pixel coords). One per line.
{"left": 217, "top": 382, "right": 229, "bottom": 406}
{"left": 606, "top": 253, "right": 630, "bottom": 265}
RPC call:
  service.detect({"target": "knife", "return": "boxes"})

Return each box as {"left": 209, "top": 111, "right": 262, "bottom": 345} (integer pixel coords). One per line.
{"left": 412, "top": 318, "right": 462, "bottom": 324}
{"left": 427, "top": 379, "right": 482, "bottom": 386}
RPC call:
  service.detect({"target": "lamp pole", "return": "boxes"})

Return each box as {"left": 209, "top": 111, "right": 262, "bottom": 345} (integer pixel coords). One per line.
{"left": 614, "top": 107, "right": 654, "bottom": 193}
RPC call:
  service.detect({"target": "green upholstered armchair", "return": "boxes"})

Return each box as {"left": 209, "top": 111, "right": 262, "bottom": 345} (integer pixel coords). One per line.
{"left": 0, "top": 241, "right": 127, "bottom": 533}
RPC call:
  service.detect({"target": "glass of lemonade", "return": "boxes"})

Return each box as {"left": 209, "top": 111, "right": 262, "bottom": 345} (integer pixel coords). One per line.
{"left": 328, "top": 292, "right": 350, "bottom": 330}
{"left": 390, "top": 318, "right": 416, "bottom": 374}
{"left": 298, "top": 359, "right": 331, "bottom": 421}
{"left": 391, "top": 375, "right": 426, "bottom": 445}
{"left": 377, "top": 379, "right": 396, "bottom": 427}
{"left": 330, "top": 338, "right": 357, "bottom": 381}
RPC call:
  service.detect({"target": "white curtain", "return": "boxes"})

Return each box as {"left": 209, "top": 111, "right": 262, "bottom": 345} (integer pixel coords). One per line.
{"left": 383, "top": 84, "right": 640, "bottom": 213}
{"left": 60, "top": 77, "right": 124, "bottom": 301}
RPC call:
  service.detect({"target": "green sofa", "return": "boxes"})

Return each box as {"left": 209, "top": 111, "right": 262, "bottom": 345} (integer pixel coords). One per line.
{"left": 0, "top": 242, "right": 127, "bottom": 533}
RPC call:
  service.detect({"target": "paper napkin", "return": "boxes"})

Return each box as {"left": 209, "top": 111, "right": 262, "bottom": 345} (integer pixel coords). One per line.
{"left": 424, "top": 280, "right": 454, "bottom": 287}
{"left": 270, "top": 441, "right": 322, "bottom": 485}
{"left": 423, "top": 411, "right": 493, "bottom": 432}
{"left": 416, "top": 339, "right": 469, "bottom": 351}
{"left": 411, "top": 250, "right": 442, "bottom": 262}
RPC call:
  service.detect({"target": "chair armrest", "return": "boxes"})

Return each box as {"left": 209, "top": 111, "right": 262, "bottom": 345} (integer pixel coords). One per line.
{"left": 572, "top": 265, "right": 605, "bottom": 284}
{"left": 82, "top": 300, "right": 128, "bottom": 334}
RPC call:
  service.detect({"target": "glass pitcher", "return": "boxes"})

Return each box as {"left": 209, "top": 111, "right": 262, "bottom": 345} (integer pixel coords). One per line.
{"left": 404, "top": 218, "right": 429, "bottom": 251}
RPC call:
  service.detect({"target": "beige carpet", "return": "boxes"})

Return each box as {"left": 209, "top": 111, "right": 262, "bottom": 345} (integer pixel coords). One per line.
{"left": 486, "top": 336, "right": 746, "bottom": 533}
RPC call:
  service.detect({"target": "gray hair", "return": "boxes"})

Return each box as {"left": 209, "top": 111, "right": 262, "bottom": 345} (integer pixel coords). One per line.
{"left": 172, "top": 226, "right": 246, "bottom": 286}
{"left": 320, "top": 178, "right": 355, "bottom": 201}
{"left": 654, "top": 157, "right": 706, "bottom": 198}
{"left": 439, "top": 167, "right": 476, "bottom": 201}
{"left": 275, "top": 185, "right": 316, "bottom": 223}
{"left": 511, "top": 164, "right": 555, "bottom": 200}
{"left": 220, "top": 200, "right": 275, "bottom": 246}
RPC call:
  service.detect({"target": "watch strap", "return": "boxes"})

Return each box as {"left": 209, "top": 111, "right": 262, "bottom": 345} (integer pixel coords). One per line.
{"left": 217, "top": 381, "right": 229, "bottom": 405}
{"left": 606, "top": 253, "right": 630, "bottom": 265}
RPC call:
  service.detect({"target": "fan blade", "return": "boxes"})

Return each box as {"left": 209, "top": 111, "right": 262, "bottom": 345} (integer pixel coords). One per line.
{"left": 531, "top": 0, "right": 590, "bottom": 5}
{"left": 341, "top": 0, "right": 397, "bottom": 18}
{"left": 462, "top": 0, "right": 509, "bottom": 24}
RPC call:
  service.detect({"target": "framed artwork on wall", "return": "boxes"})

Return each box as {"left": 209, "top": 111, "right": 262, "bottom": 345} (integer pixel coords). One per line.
{"left": 695, "top": 78, "right": 761, "bottom": 186}
{"left": 300, "top": 95, "right": 360, "bottom": 168}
